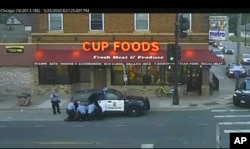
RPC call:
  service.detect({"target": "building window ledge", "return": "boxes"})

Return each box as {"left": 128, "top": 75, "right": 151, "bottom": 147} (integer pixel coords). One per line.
{"left": 47, "top": 31, "right": 64, "bottom": 33}
{"left": 88, "top": 31, "right": 106, "bottom": 34}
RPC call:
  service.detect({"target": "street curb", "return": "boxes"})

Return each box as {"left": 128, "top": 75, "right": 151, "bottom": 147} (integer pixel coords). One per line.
{"left": 0, "top": 97, "right": 233, "bottom": 111}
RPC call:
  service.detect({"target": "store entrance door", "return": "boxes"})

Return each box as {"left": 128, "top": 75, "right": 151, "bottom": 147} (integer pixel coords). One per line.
{"left": 187, "top": 66, "right": 202, "bottom": 93}
{"left": 94, "top": 66, "right": 107, "bottom": 89}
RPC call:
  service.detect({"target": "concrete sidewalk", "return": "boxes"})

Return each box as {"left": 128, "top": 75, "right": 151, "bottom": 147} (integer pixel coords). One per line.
{"left": 0, "top": 90, "right": 233, "bottom": 112}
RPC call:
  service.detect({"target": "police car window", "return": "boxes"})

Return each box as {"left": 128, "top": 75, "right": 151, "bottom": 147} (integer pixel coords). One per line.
{"left": 105, "top": 93, "right": 121, "bottom": 100}
{"left": 73, "top": 93, "right": 91, "bottom": 103}
{"left": 246, "top": 82, "right": 250, "bottom": 90}
{"left": 239, "top": 82, "right": 246, "bottom": 90}
{"left": 109, "top": 89, "right": 123, "bottom": 97}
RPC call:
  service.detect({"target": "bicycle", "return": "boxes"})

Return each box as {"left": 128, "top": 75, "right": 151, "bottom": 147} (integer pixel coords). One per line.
{"left": 155, "top": 85, "right": 175, "bottom": 97}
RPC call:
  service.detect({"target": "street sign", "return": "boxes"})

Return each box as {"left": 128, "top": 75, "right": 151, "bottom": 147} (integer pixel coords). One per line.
{"left": 209, "top": 16, "right": 229, "bottom": 41}
{"left": 234, "top": 71, "right": 241, "bottom": 78}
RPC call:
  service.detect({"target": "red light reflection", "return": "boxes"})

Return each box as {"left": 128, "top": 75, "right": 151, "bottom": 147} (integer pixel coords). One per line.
{"left": 35, "top": 50, "right": 43, "bottom": 59}
{"left": 185, "top": 50, "right": 194, "bottom": 57}
{"left": 148, "top": 51, "right": 158, "bottom": 56}
{"left": 109, "top": 50, "right": 117, "bottom": 56}
{"left": 72, "top": 50, "right": 80, "bottom": 57}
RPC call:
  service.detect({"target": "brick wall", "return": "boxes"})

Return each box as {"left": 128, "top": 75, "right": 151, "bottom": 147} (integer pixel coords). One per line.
{"left": 34, "top": 13, "right": 208, "bottom": 33}
{"left": 0, "top": 67, "right": 34, "bottom": 96}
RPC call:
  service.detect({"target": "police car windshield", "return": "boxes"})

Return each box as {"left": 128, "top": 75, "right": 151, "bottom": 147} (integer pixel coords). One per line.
{"left": 239, "top": 82, "right": 250, "bottom": 90}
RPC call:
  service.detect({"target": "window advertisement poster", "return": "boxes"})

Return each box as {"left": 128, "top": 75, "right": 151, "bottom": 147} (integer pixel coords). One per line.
{"left": 209, "top": 16, "right": 229, "bottom": 41}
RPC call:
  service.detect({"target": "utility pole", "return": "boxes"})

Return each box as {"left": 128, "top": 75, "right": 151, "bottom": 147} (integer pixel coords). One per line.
{"left": 173, "top": 13, "right": 180, "bottom": 105}
{"left": 245, "top": 17, "right": 249, "bottom": 47}
{"left": 236, "top": 14, "right": 242, "bottom": 89}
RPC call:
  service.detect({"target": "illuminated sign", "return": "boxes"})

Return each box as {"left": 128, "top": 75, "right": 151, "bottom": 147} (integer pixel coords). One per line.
{"left": 82, "top": 41, "right": 160, "bottom": 52}
{"left": 209, "top": 31, "right": 226, "bottom": 40}
{"left": 6, "top": 46, "right": 24, "bottom": 53}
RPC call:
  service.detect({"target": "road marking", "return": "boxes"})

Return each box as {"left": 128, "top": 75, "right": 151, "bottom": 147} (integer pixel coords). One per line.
{"left": 211, "top": 109, "right": 250, "bottom": 112}
{"left": 154, "top": 124, "right": 167, "bottom": 126}
{"left": 218, "top": 121, "right": 250, "bottom": 125}
{"left": 33, "top": 125, "right": 44, "bottom": 127}
{"left": 0, "top": 125, "right": 6, "bottom": 128}
{"left": 187, "top": 116, "right": 200, "bottom": 119}
{"left": 196, "top": 124, "right": 209, "bottom": 126}
{"left": 114, "top": 125, "right": 126, "bottom": 127}
{"left": 73, "top": 125, "right": 85, "bottom": 127}
{"left": 141, "top": 144, "right": 154, "bottom": 148}
{"left": 215, "top": 115, "right": 250, "bottom": 118}
{"left": 37, "top": 141, "right": 101, "bottom": 145}
{"left": 224, "top": 129, "right": 250, "bottom": 133}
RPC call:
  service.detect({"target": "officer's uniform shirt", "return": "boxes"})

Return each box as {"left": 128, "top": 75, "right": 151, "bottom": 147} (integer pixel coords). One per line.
{"left": 50, "top": 93, "right": 60, "bottom": 102}
{"left": 67, "top": 102, "right": 75, "bottom": 111}
{"left": 87, "top": 103, "right": 96, "bottom": 114}
{"left": 77, "top": 105, "right": 87, "bottom": 114}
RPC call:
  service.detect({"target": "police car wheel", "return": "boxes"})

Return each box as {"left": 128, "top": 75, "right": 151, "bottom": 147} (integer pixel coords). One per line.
{"left": 127, "top": 106, "right": 141, "bottom": 117}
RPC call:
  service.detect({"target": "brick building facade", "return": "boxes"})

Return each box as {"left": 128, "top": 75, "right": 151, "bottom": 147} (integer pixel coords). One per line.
{"left": 0, "top": 13, "right": 224, "bottom": 98}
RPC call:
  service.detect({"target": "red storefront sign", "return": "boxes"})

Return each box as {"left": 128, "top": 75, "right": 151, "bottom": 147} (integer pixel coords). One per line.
{"left": 34, "top": 49, "right": 167, "bottom": 65}
{"left": 82, "top": 41, "right": 160, "bottom": 52}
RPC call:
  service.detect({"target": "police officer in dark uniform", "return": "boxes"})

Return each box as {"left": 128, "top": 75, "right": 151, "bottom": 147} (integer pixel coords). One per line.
{"left": 50, "top": 89, "right": 61, "bottom": 115}
{"left": 65, "top": 100, "right": 77, "bottom": 121}
{"left": 88, "top": 94, "right": 103, "bottom": 120}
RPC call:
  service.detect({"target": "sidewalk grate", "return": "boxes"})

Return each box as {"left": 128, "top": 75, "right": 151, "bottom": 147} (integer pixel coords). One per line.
{"left": 203, "top": 102, "right": 219, "bottom": 106}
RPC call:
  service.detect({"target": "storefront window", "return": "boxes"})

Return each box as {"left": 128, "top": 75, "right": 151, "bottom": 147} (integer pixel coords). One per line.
{"left": 38, "top": 65, "right": 89, "bottom": 85}
{"left": 111, "top": 66, "right": 124, "bottom": 85}
{"left": 69, "top": 66, "right": 79, "bottom": 83}
{"left": 164, "top": 65, "right": 174, "bottom": 84}
{"left": 79, "top": 66, "right": 91, "bottom": 82}
{"left": 111, "top": 65, "right": 164, "bottom": 85}
{"left": 110, "top": 65, "right": 197, "bottom": 85}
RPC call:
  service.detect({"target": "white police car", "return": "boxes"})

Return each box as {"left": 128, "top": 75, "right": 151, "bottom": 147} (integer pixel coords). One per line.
{"left": 71, "top": 87, "right": 150, "bottom": 117}
{"left": 233, "top": 77, "right": 250, "bottom": 107}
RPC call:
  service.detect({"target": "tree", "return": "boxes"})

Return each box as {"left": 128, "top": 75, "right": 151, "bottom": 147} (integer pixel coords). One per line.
{"left": 0, "top": 14, "right": 11, "bottom": 24}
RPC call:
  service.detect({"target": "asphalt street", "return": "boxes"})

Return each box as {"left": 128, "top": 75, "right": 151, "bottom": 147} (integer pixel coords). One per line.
{"left": 0, "top": 110, "right": 223, "bottom": 148}
{"left": 211, "top": 41, "right": 250, "bottom": 91}
{"left": 1, "top": 108, "right": 250, "bottom": 148}
{"left": 211, "top": 108, "right": 250, "bottom": 148}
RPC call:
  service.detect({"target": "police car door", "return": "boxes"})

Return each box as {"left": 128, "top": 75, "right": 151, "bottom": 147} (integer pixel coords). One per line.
{"left": 97, "top": 93, "right": 107, "bottom": 113}
{"left": 104, "top": 91, "right": 124, "bottom": 112}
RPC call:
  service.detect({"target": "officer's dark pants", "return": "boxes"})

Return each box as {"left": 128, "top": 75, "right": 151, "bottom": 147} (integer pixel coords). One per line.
{"left": 77, "top": 112, "right": 86, "bottom": 121}
{"left": 51, "top": 101, "right": 60, "bottom": 114}
{"left": 66, "top": 109, "right": 76, "bottom": 121}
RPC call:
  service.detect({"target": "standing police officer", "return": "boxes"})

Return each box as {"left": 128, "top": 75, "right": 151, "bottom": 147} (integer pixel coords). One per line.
{"left": 50, "top": 89, "right": 61, "bottom": 115}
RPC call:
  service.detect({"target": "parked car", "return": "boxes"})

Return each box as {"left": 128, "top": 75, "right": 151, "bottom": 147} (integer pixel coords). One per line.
{"left": 212, "top": 41, "right": 222, "bottom": 47}
{"left": 222, "top": 46, "right": 234, "bottom": 54}
{"left": 233, "top": 77, "right": 250, "bottom": 107}
{"left": 217, "top": 45, "right": 225, "bottom": 51}
{"left": 225, "top": 63, "right": 247, "bottom": 78}
{"left": 71, "top": 87, "right": 150, "bottom": 117}
{"left": 241, "top": 54, "right": 250, "bottom": 65}
{"left": 212, "top": 50, "right": 224, "bottom": 59}
{"left": 209, "top": 39, "right": 214, "bottom": 45}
